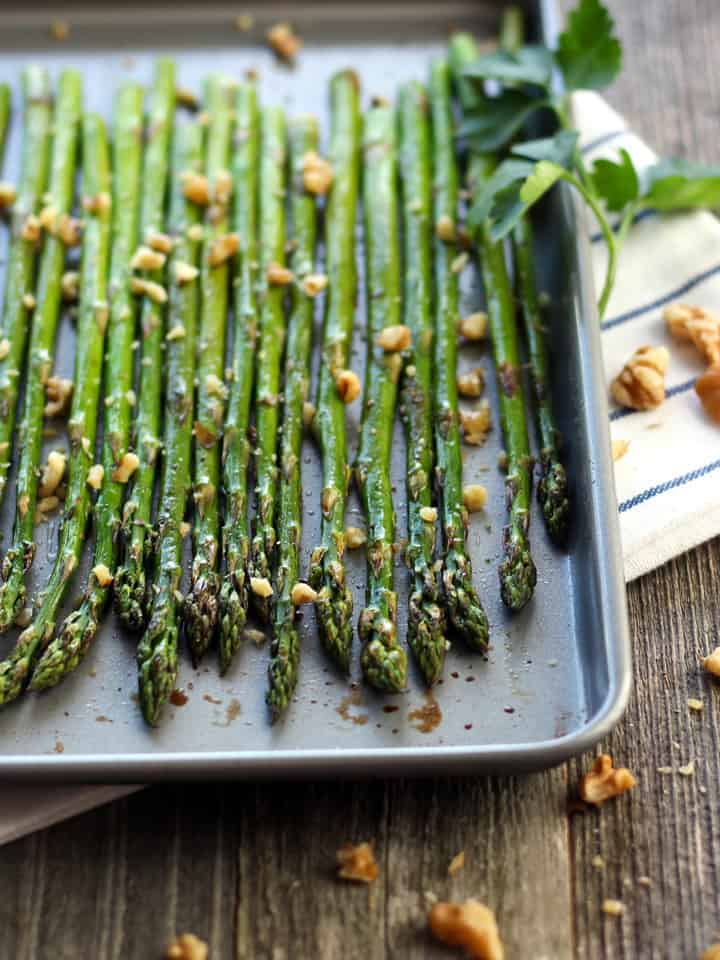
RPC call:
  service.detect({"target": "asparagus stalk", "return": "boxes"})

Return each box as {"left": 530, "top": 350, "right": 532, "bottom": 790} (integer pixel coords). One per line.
{"left": 218, "top": 82, "right": 259, "bottom": 672}
{"left": 0, "top": 84, "right": 9, "bottom": 163}
{"left": 450, "top": 33, "right": 537, "bottom": 611}
{"left": 114, "top": 59, "right": 175, "bottom": 631}
{"left": 185, "top": 74, "right": 235, "bottom": 664}
{"left": 500, "top": 8, "right": 569, "bottom": 545}
{"left": 356, "top": 103, "right": 407, "bottom": 693}
{"left": 0, "top": 70, "right": 80, "bottom": 632}
{"left": 267, "top": 114, "right": 318, "bottom": 721}
{"left": 0, "top": 113, "right": 111, "bottom": 705}
{"left": 136, "top": 123, "right": 204, "bottom": 725}
{"left": 429, "top": 59, "right": 490, "bottom": 650}
{"left": 308, "top": 70, "right": 360, "bottom": 674}
{"left": 397, "top": 81, "right": 446, "bottom": 685}
{"left": 248, "top": 106, "right": 287, "bottom": 623}
{"left": 0, "top": 67, "right": 53, "bottom": 504}
{"left": 29, "top": 83, "right": 144, "bottom": 690}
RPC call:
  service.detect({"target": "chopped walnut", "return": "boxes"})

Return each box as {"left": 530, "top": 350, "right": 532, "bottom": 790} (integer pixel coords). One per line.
{"left": 22, "top": 293, "right": 36, "bottom": 310}
{"left": 181, "top": 172, "right": 210, "bottom": 206}
{"left": 451, "top": 252, "right": 469, "bottom": 274}
{"left": 611, "top": 345, "right": 669, "bottom": 411}
{"left": 601, "top": 899, "right": 625, "bottom": 917}
{"left": 580, "top": 754, "right": 636, "bottom": 806}
{"left": 291, "top": 582, "right": 317, "bottom": 605}
{"left": 92, "top": 563, "right": 113, "bottom": 587}
{"left": 463, "top": 484, "right": 488, "bottom": 513}
{"left": 419, "top": 506, "right": 437, "bottom": 523}
{"left": 131, "top": 276, "right": 167, "bottom": 304}
{"left": 448, "top": 851, "right": 465, "bottom": 875}
{"left": 21, "top": 214, "right": 41, "bottom": 243}
{"left": 208, "top": 232, "right": 240, "bottom": 267}
{"left": 302, "top": 151, "right": 334, "bottom": 195}
{"left": 345, "top": 526, "right": 367, "bottom": 549}
{"left": 194, "top": 421, "right": 217, "bottom": 448}
{"left": 302, "top": 401, "right": 316, "bottom": 426}
{"left": 186, "top": 223, "right": 204, "bottom": 243}
{"left": 302, "top": 273, "right": 329, "bottom": 297}
{"left": 55, "top": 213, "right": 82, "bottom": 246}
{"left": 612, "top": 438, "right": 630, "bottom": 462}
{"left": 82, "top": 191, "right": 111, "bottom": 215}
{"left": 61, "top": 270, "right": 79, "bottom": 303}
{"left": 38, "top": 450, "right": 67, "bottom": 498}
{"left": 36, "top": 494, "right": 60, "bottom": 518}
{"left": 175, "top": 86, "right": 198, "bottom": 110}
{"left": 267, "top": 262, "right": 294, "bottom": 286}
{"left": 179, "top": 521, "right": 191, "bottom": 538}
{"left": 0, "top": 181, "right": 16, "bottom": 209}
{"left": 165, "top": 933, "right": 208, "bottom": 960}
{"left": 459, "top": 311, "right": 488, "bottom": 341}
{"left": 166, "top": 323, "right": 186, "bottom": 342}
{"left": 44, "top": 376, "right": 74, "bottom": 418}
{"left": 461, "top": 400, "right": 492, "bottom": 446}
{"left": 112, "top": 451, "right": 140, "bottom": 483}
{"left": 701, "top": 646, "right": 720, "bottom": 677}
{"left": 87, "top": 463, "right": 104, "bottom": 490}
{"left": 267, "top": 21, "right": 302, "bottom": 63}
{"left": 250, "top": 576, "right": 273, "bottom": 599}
{"left": 39, "top": 205, "right": 57, "bottom": 231}
{"left": 130, "top": 244, "right": 166, "bottom": 271}
{"left": 435, "top": 215, "right": 457, "bottom": 243}
{"left": 335, "top": 369, "right": 361, "bottom": 404}
{"left": 174, "top": 260, "right": 199, "bottom": 285}
{"left": 148, "top": 230, "right": 174, "bottom": 254}
{"left": 376, "top": 324, "right": 411, "bottom": 352}
{"left": 458, "top": 367, "right": 485, "bottom": 398}
{"left": 336, "top": 842, "right": 379, "bottom": 884}
{"left": 687, "top": 697, "right": 703, "bottom": 712}
{"left": 429, "top": 900, "right": 504, "bottom": 960}
{"left": 695, "top": 365, "right": 720, "bottom": 424}
{"left": 664, "top": 302, "right": 720, "bottom": 366}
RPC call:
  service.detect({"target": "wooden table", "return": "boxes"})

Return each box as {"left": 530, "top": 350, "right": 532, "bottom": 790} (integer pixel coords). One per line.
{"left": 3, "top": 2, "right": 719, "bottom": 957}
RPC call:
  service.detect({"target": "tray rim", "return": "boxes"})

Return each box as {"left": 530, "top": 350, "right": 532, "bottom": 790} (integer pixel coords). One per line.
{"left": 0, "top": 0, "right": 632, "bottom": 781}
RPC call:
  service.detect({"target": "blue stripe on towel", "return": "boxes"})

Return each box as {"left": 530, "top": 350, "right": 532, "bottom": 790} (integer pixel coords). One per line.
{"left": 609, "top": 377, "right": 696, "bottom": 421}
{"left": 619, "top": 458, "right": 720, "bottom": 512}
{"left": 602, "top": 262, "right": 720, "bottom": 331}
{"left": 580, "top": 129, "right": 626, "bottom": 155}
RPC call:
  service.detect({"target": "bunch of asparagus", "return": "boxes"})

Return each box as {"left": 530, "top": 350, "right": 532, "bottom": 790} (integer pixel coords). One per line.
{"left": 0, "top": 24, "right": 569, "bottom": 722}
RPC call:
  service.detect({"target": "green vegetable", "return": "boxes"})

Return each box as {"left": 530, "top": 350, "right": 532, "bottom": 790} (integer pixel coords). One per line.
{"left": 30, "top": 82, "right": 145, "bottom": 691}
{"left": 138, "top": 122, "right": 204, "bottom": 725}
{"left": 0, "top": 70, "right": 79, "bottom": 632}
{"left": 0, "top": 84, "right": 10, "bottom": 162}
{"left": 397, "top": 80, "right": 446, "bottom": 685}
{"left": 218, "top": 82, "right": 259, "bottom": 673}
{"left": 0, "top": 113, "right": 111, "bottom": 705}
{"left": 267, "top": 115, "right": 318, "bottom": 721}
{"left": 356, "top": 103, "right": 407, "bottom": 693}
{"left": 308, "top": 70, "right": 360, "bottom": 673}
{"left": 114, "top": 59, "right": 175, "bottom": 630}
{"left": 185, "top": 74, "right": 235, "bottom": 665}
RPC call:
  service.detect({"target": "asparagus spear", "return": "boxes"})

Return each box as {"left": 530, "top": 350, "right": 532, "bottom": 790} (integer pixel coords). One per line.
{"left": 29, "top": 83, "right": 144, "bottom": 690}
{"left": 0, "top": 113, "right": 111, "bottom": 705}
{"left": 499, "top": 8, "right": 569, "bottom": 545}
{"left": 450, "top": 33, "right": 537, "bottom": 611}
{"left": 0, "top": 67, "right": 53, "bottom": 504}
{"left": 114, "top": 59, "right": 175, "bottom": 631}
{"left": 247, "top": 106, "right": 287, "bottom": 623}
{"left": 429, "top": 59, "right": 489, "bottom": 650}
{"left": 218, "top": 82, "right": 259, "bottom": 672}
{"left": 0, "top": 70, "right": 80, "bottom": 632}
{"left": 185, "top": 74, "right": 235, "bottom": 664}
{"left": 356, "top": 103, "right": 407, "bottom": 693}
{"left": 267, "top": 114, "right": 318, "bottom": 721}
{"left": 308, "top": 70, "right": 360, "bottom": 674}
{"left": 397, "top": 81, "right": 446, "bottom": 685}
{"left": 0, "top": 84, "right": 9, "bottom": 163}
{"left": 136, "top": 123, "right": 204, "bottom": 725}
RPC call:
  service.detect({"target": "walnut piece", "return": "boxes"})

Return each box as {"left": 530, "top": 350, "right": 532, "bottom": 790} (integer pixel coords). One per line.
{"left": 376, "top": 324, "right": 411, "bottom": 352}
{"left": 291, "top": 582, "right": 317, "bottom": 605}
{"left": 250, "top": 576, "right": 273, "bottom": 599}
{"left": 695, "top": 365, "right": 720, "bottom": 424}
{"left": 267, "top": 22, "right": 302, "bottom": 63}
{"left": 345, "top": 526, "right": 367, "bottom": 549}
{"left": 702, "top": 646, "right": 720, "bottom": 677}
{"left": 165, "top": 933, "right": 208, "bottom": 960}
{"left": 419, "top": 506, "right": 437, "bottom": 523}
{"left": 601, "top": 899, "right": 625, "bottom": 917}
{"left": 302, "top": 272, "right": 329, "bottom": 296}
{"left": 0, "top": 181, "right": 16, "bottom": 209}
{"left": 463, "top": 484, "right": 488, "bottom": 513}
{"left": 174, "top": 260, "right": 199, "bottom": 286}
{"left": 461, "top": 399, "right": 492, "bottom": 446}
{"left": 435, "top": 214, "right": 457, "bottom": 243}
{"left": 429, "top": 900, "right": 504, "bottom": 960}
{"left": 267, "top": 262, "right": 294, "bottom": 286}
{"left": 336, "top": 842, "right": 379, "bottom": 883}
{"left": 580, "top": 753, "right": 636, "bottom": 806}
{"left": 335, "top": 369, "right": 361, "bottom": 404}
{"left": 92, "top": 563, "right": 113, "bottom": 587}
{"left": 458, "top": 367, "right": 485, "bottom": 398}
{"left": 44, "top": 376, "right": 74, "bottom": 418}
{"left": 38, "top": 450, "right": 67, "bottom": 498}
{"left": 447, "top": 851, "right": 465, "bottom": 875}
{"left": 610, "top": 345, "right": 669, "bottom": 411}
{"left": 302, "top": 151, "right": 334, "bottom": 195}
{"left": 208, "top": 232, "right": 240, "bottom": 267}
{"left": 87, "top": 464, "right": 104, "bottom": 491}
{"left": 459, "top": 311, "right": 488, "bottom": 341}
{"left": 612, "top": 438, "right": 630, "bottom": 462}
{"left": 181, "top": 172, "right": 210, "bottom": 206}
{"left": 111, "top": 452, "right": 140, "bottom": 484}
{"left": 130, "top": 244, "right": 166, "bottom": 271}
{"left": 61, "top": 270, "right": 79, "bottom": 303}
{"left": 130, "top": 277, "right": 167, "bottom": 305}
{"left": 664, "top": 302, "right": 720, "bottom": 365}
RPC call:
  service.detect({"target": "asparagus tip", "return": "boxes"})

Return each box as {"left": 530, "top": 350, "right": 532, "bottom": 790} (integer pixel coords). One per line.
{"left": 184, "top": 570, "right": 220, "bottom": 665}
{"left": 114, "top": 562, "right": 147, "bottom": 633}
{"left": 29, "top": 603, "right": 98, "bottom": 692}
{"left": 266, "top": 621, "right": 300, "bottom": 722}
{"left": 499, "top": 529, "right": 537, "bottom": 611}
{"left": 443, "top": 560, "right": 490, "bottom": 652}
{"left": 137, "top": 618, "right": 179, "bottom": 725}
{"left": 538, "top": 455, "right": 570, "bottom": 546}
{"left": 359, "top": 607, "right": 407, "bottom": 693}
{"left": 311, "top": 555, "right": 353, "bottom": 674}
{"left": 407, "top": 581, "right": 447, "bottom": 687}
{"left": 218, "top": 572, "right": 248, "bottom": 674}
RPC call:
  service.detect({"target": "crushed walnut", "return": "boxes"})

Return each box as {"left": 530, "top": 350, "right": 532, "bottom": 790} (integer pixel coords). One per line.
{"left": 181, "top": 172, "right": 210, "bottom": 206}
{"left": 111, "top": 451, "right": 140, "bottom": 484}
{"left": 92, "top": 563, "right": 113, "bottom": 588}
{"left": 612, "top": 437, "right": 630, "bottom": 462}
{"left": 302, "top": 151, "right": 334, "bottom": 195}
{"left": 267, "top": 22, "right": 302, "bottom": 63}
{"left": 580, "top": 754, "right": 636, "bottom": 806}
{"left": 130, "top": 276, "right": 167, "bottom": 304}
{"left": 21, "top": 214, "right": 41, "bottom": 243}
{"left": 345, "top": 526, "right": 367, "bottom": 549}
{"left": 461, "top": 399, "right": 492, "bottom": 446}
{"left": 611, "top": 345, "right": 669, "bottom": 411}
{"left": 302, "top": 273, "right": 329, "bottom": 297}
{"left": 130, "top": 244, "right": 166, "bottom": 271}
{"left": 267, "top": 263, "right": 294, "bottom": 286}
{"left": 335, "top": 369, "right": 361, "bottom": 404}
{"left": 601, "top": 899, "right": 625, "bottom": 917}
{"left": 44, "top": 376, "right": 74, "bottom": 418}
{"left": 250, "top": 576, "right": 273, "bottom": 599}
{"left": 459, "top": 311, "right": 488, "bottom": 341}
{"left": 463, "top": 484, "right": 488, "bottom": 513}
{"left": 174, "top": 260, "right": 199, "bottom": 286}
{"left": 61, "top": 270, "right": 79, "bottom": 303}
{"left": 419, "top": 506, "right": 437, "bottom": 524}
{"left": 664, "top": 302, "right": 720, "bottom": 366}
{"left": 695, "top": 365, "right": 720, "bottom": 424}
{"left": 165, "top": 933, "right": 208, "bottom": 960}
{"left": 0, "top": 181, "right": 17, "bottom": 209}
{"left": 87, "top": 464, "right": 104, "bottom": 491}
{"left": 701, "top": 646, "right": 720, "bottom": 677}
{"left": 38, "top": 450, "right": 67, "bottom": 498}
{"left": 458, "top": 368, "right": 485, "bottom": 398}
{"left": 376, "top": 324, "right": 411, "bottom": 352}
{"left": 336, "top": 842, "right": 379, "bottom": 884}
{"left": 302, "top": 401, "right": 316, "bottom": 426}
{"left": 291, "top": 582, "right": 317, "bottom": 605}
{"left": 429, "top": 900, "right": 504, "bottom": 960}
{"left": 208, "top": 232, "right": 240, "bottom": 267}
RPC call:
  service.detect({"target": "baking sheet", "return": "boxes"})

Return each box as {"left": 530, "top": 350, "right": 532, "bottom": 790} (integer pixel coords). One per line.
{"left": 0, "top": 0, "right": 630, "bottom": 780}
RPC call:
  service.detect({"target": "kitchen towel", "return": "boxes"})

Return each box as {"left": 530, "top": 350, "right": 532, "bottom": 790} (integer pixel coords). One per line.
{"left": 2, "top": 92, "right": 718, "bottom": 844}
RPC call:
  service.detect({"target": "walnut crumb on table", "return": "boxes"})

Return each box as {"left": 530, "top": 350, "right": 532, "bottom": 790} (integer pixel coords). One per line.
{"left": 336, "top": 842, "right": 379, "bottom": 883}
{"left": 267, "top": 22, "right": 302, "bottom": 63}
{"left": 612, "top": 437, "right": 630, "bottom": 462}
{"left": 611, "top": 345, "right": 669, "bottom": 411}
{"left": 447, "top": 851, "right": 465, "bottom": 875}
{"left": 601, "top": 898, "right": 625, "bottom": 917}
{"left": 165, "top": 933, "right": 208, "bottom": 960}
{"left": 702, "top": 646, "right": 720, "bottom": 677}
{"left": 580, "top": 754, "right": 637, "bottom": 806}
{"left": 429, "top": 900, "right": 504, "bottom": 960}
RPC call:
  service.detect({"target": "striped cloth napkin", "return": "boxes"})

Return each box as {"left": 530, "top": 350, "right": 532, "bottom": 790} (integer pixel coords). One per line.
{"left": 574, "top": 91, "right": 720, "bottom": 582}
{"left": 2, "top": 93, "right": 716, "bottom": 844}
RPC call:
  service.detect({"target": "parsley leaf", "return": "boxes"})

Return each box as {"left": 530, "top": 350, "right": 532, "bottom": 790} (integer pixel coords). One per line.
{"left": 457, "top": 90, "right": 550, "bottom": 153}
{"left": 469, "top": 157, "right": 536, "bottom": 227}
{"left": 642, "top": 159, "right": 720, "bottom": 210}
{"left": 556, "top": 0, "right": 622, "bottom": 91}
{"left": 469, "top": 157, "right": 568, "bottom": 242}
{"left": 461, "top": 46, "right": 555, "bottom": 89}
{"left": 512, "top": 130, "right": 579, "bottom": 170}
{"left": 591, "top": 149, "right": 640, "bottom": 212}
{"left": 519, "top": 161, "right": 567, "bottom": 206}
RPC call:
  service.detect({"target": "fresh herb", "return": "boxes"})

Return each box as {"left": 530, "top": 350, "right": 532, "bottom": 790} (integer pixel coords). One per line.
{"left": 461, "top": 0, "right": 720, "bottom": 318}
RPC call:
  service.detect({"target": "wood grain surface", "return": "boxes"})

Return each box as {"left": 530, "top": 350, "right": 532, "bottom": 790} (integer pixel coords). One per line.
{"left": 2, "top": 2, "right": 720, "bottom": 958}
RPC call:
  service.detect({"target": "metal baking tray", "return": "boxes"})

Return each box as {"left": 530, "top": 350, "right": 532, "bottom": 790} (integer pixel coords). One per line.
{"left": 0, "top": 0, "right": 630, "bottom": 781}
